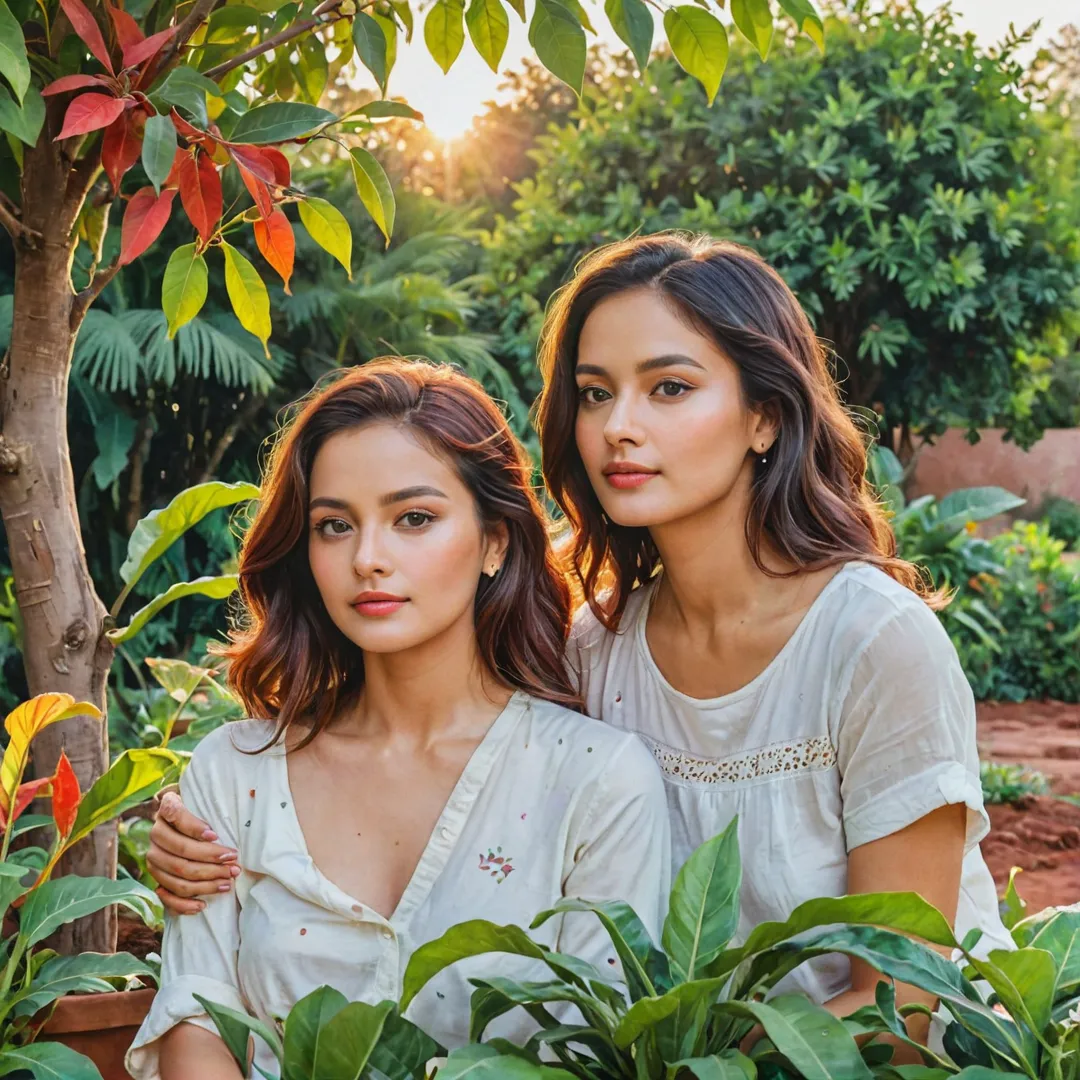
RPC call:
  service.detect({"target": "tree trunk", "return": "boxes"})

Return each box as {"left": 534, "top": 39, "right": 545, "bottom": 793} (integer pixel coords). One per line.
{"left": 0, "top": 138, "right": 117, "bottom": 954}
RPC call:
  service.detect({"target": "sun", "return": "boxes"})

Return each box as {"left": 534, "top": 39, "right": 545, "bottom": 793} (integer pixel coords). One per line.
{"left": 419, "top": 99, "right": 481, "bottom": 144}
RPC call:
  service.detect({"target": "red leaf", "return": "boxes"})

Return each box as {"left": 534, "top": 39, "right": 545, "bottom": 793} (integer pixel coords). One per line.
{"left": 178, "top": 150, "right": 223, "bottom": 245}
{"left": 123, "top": 26, "right": 176, "bottom": 70}
{"left": 171, "top": 107, "right": 216, "bottom": 152}
{"left": 52, "top": 751, "right": 81, "bottom": 839}
{"left": 59, "top": 0, "right": 115, "bottom": 74}
{"left": 229, "top": 144, "right": 275, "bottom": 184}
{"left": 55, "top": 92, "right": 126, "bottom": 140}
{"left": 120, "top": 185, "right": 175, "bottom": 265}
{"left": 254, "top": 207, "right": 294, "bottom": 294}
{"left": 42, "top": 73, "right": 111, "bottom": 96}
{"left": 259, "top": 146, "right": 291, "bottom": 189}
{"left": 106, "top": 1, "right": 143, "bottom": 49}
{"left": 101, "top": 107, "right": 145, "bottom": 191}
{"left": 3, "top": 775, "right": 56, "bottom": 830}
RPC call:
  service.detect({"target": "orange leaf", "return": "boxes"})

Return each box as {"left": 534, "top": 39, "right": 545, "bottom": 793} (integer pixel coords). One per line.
{"left": 42, "top": 73, "right": 112, "bottom": 96}
{"left": 119, "top": 185, "right": 176, "bottom": 265}
{"left": 0, "top": 775, "right": 55, "bottom": 831}
{"left": 170, "top": 108, "right": 217, "bottom": 153}
{"left": 177, "top": 150, "right": 223, "bottom": 245}
{"left": 55, "top": 93, "right": 127, "bottom": 141}
{"left": 106, "top": 1, "right": 143, "bottom": 49}
{"left": 59, "top": 0, "right": 115, "bottom": 74}
{"left": 101, "top": 108, "right": 145, "bottom": 191}
{"left": 123, "top": 26, "right": 176, "bottom": 70}
{"left": 52, "top": 751, "right": 80, "bottom": 839}
{"left": 254, "top": 208, "right": 294, "bottom": 294}
{"left": 258, "top": 146, "right": 292, "bottom": 189}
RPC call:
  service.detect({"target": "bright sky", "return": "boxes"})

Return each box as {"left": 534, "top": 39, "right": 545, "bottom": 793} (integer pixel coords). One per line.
{"left": 363, "top": 1, "right": 1076, "bottom": 141}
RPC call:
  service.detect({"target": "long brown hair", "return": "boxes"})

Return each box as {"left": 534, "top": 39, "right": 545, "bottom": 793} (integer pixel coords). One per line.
{"left": 535, "top": 233, "right": 935, "bottom": 629}
{"left": 220, "top": 359, "right": 580, "bottom": 747}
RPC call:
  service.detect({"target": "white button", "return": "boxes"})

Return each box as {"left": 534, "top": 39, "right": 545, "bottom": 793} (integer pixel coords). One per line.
{"left": 382, "top": 928, "right": 393, "bottom": 940}
{"left": 440, "top": 826, "right": 452, "bottom": 840}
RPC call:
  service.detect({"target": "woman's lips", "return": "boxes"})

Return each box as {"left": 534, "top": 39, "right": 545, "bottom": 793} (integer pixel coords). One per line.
{"left": 603, "top": 465, "right": 659, "bottom": 490}
{"left": 351, "top": 593, "right": 407, "bottom": 616}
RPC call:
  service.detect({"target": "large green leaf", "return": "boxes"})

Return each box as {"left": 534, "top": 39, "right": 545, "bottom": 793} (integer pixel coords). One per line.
{"left": 367, "top": 1007, "right": 445, "bottom": 1080}
{"left": 162, "top": 243, "right": 209, "bottom": 338}
{"left": 0, "top": 83, "right": 44, "bottom": 147}
{"left": 221, "top": 241, "right": 271, "bottom": 358}
{"left": 604, "top": 0, "right": 652, "bottom": 72}
{"left": 14, "top": 951, "right": 158, "bottom": 1017}
{"left": 0, "top": 1041, "right": 102, "bottom": 1080}
{"left": 349, "top": 146, "right": 396, "bottom": 246}
{"left": 90, "top": 408, "right": 136, "bottom": 490}
{"left": 69, "top": 748, "right": 181, "bottom": 849}
{"left": 116, "top": 479, "right": 259, "bottom": 595}
{"left": 424, "top": 0, "right": 466, "bottom": 74}
{"left": 613, "top": 976, "right": 728, "bottom": 1048}
{"left": 529, "top": 0, "right": 586, "bottom": 94}
{"left": 969, "top": 948, "right": 1055, "bottom": 1038}
{"left": 466, "top": 0, "right": 509, "bottom": 73}
{"left": 663, "top": 816, "right": 740, "bottom": 981}
{"left": 283, "top": 984, "right": 349, "bottom": 1077}
{"left": 194, "top": 993, "right": 284, "bottom": 1071}
{"left": 934, "top": 487, "right": 1026, "bottom": 533}
{"left": 0, "top": 0, "right": 30, "bottom": 105}
{"left": 533, "top": 897, "right": 671, "bottom": 1001}
{"left": 0, "top": 860, "right": 29, "bottom": 911}
{"left": 153, "top": 65, "right": 222, "bottom": 127}
{"left": 142, "top": 112, "right": 177, "bottom": 194}
{"left": 298, "top": 197, "right": 353, "bottom": 280}
{"left": 716, "top": 996, "right": 872, "bottom": 1080}
{"left": 107, "top": 574, "right": 239, "bottom": 644}
{"left": 437, "top": 1044, "right": 567, "bottom": 1078}
{"left": 229, "top": 101, "right": 337, "bottom": 143}
{"left": 668, "top": 1051, "right": 756, "bottom": 1079}
{"left": 777, "top": 0, "right": 824, "bottom": 51}
{"left": 730, "top": 0, "right": 773, "bottom": 59}
{"left": 663, "top": 7, "right": 727, "bottom": 105}
{"left": 469, "top": 975, "right": 619, "bottom": 1044}
{"left": 19, "top": 876, "right": 161, "bottom": 947}
{"left": 1013, "top": 907, "right": 1080, "bottom": 997}
{"left": 353, "top": 10, "right": 388, "bottom": 91}
{"left": 316, "top": 999, "right": 393, "bottom": 1080}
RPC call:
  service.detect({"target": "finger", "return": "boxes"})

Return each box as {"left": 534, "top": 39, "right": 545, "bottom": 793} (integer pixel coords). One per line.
{"left": 150, "top": 866, "right": 234, "bottom": 899}
{"left": 149, "top": 818, "right": 237, "bottom": 863}
{"left": 149, "top": 847, "right": 242, "bottom": 884}
{"left": 156, "top": 887, "right": 206, "bottom": 916}
{"left": 158, "top": 791, "right": 220, "bottom": 842}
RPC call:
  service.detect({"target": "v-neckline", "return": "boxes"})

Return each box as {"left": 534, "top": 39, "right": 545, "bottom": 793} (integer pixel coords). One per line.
{"left": 274, "top": 691, "right": 530, "bottom": 925}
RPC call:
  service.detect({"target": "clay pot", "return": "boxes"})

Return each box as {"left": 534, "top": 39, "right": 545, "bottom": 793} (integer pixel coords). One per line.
{"left": 39, "top": 988, "right": 156, "bottom": 1080}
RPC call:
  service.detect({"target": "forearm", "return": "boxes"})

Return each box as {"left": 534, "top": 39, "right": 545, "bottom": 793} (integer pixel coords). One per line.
{"left": 160, "top": 1021, "right": 245, "bottom": 1080}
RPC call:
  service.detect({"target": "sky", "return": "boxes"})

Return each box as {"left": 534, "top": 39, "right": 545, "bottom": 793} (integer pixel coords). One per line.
{"left": 361, "top": 1, "right": 1077, "bottom": 141}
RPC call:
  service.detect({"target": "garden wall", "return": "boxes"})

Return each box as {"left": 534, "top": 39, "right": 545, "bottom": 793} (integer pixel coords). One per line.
{"left": 909, "top": 428, "right": 1080, "bottom": 514}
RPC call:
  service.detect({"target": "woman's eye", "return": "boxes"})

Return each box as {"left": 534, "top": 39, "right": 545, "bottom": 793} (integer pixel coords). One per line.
{"left": 578, "top": 385, "right": 611, "bottom": 405}
{"left": 653, "top": 379, "right": 691, "bottom": 398}
{"left": 398, "top": 510, "right": 435, "bottom": 529}
{"left": 315, "top": 518, "right": 351, "bottom": 536}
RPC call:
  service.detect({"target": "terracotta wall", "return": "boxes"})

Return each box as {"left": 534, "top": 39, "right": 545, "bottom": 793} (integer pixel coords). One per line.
{"left": 908, "top": 428, "right": 1080, "bottom": 513}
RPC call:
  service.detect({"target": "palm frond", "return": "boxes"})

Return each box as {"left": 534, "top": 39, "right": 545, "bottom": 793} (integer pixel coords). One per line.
{"left": 73, "top": 309, "right": 145, "bottom": 394}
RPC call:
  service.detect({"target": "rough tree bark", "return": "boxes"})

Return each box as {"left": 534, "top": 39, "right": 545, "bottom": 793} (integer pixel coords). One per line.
{"left": 0, "top": 125, "right": 118, "bottom": 954}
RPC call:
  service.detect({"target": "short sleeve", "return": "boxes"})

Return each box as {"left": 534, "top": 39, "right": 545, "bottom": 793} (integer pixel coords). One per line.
{"left": 125, "top": 730, "right": 248, "bottom": 1080}
{"left": 556, "top": 734, "right": 672, "bottom": 968}
{"left": 835, "top": 601, "right": 988, "bottom": 854}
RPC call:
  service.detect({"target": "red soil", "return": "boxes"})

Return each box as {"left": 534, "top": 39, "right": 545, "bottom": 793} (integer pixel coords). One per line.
{"left": 978, "top": 700, "right": 1080, "bottom": 912}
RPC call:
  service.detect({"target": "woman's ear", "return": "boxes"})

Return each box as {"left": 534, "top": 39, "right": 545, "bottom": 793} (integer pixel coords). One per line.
{"left": 749, "top": 401, "right": 781, "bottom": 457}
{"left": 482, "top": 522, "right": 510, "bottom": 576}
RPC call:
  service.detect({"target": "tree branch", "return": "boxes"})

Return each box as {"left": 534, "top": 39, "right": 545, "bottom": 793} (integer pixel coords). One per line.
{"left": 163, "top": 0, "right": 223, "bottom": 62}
{"left": 71, "top": 258, "right": 122, "bottom": 328}
{"left": 203, "top": 0, "right": 349, "bottom": 79}
{"left": 0, "top": 202, "right": 40, "bottom": 248}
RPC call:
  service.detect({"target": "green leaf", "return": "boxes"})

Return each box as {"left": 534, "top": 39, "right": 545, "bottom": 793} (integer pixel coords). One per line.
{"left": 350, "top": 99, "right": 423, "bottom": 121}
{"left": 504, "top": 0, "right": 525, "bottom": 21}
{"left": 194, "top": 993, "right": 284, "bottom": 1071}
{"left": 777, "top": 0, "right": 824, "bottom": 51}
{"left": 366, "top": 1007, "right": 445, "bottom": 1080}
{"left": 90, "top": 408, "right": 136, "bottom": 490}
{"left": 12, "top": 814, "right": 55, "bottom": 840}
{"left": 977, "top": 948, "right": 1056, "bottom": 1036}
{"left": 425, "top": 0, "right": 466, "bottom": 75}
{"left": 715, "top": 995, "right": 872, "bottom": 1080}
{"left": 348, "top": 146, "right": 395, "bottom": 246}
{"left": 614, "top": 975, "right": 728, "bottom": 1047}
{"left": 19, "top": 876, "right": 161, "bottom": 947}
{"left": 141, "top": 112, "right": 177, "bottom": 194}
{"left": 353, "top": 10, "right": 389, "bottom": 91}
{"left": 730, "top": 0, "right": 773, "bottom": 59}
{"left": 0, "top": 1041, "right": 102, "bottom": 1080}
{"left": 604, "top": 0, "right": 652, "bottom": 71}
{"left": 14, "top": 951, "right": 158, "bottom": 1018}
{"left": 316, "top": 999, "right": 394, "bottom": 1079}
{"left": 69, "top": 748, "right": 181, "bottom": 850}
{"left": 221, "top": 240, "right": 272, "bottom": 356}
{"left": 663, "top": 7, "right": 727, "bottom": 105}
{"left": 298, "top": 197, "right": 353, "bottom": 280}
{"left": 108, "top": 574, "right": 239, "bottom": 643}
{"left": 373, "top": 11, "right": 399, "bottom": 86}
{"left": 529, "top": 0, "right": 586, "bottom": 94}
{"left": 283, "top": 985, "right": 350, "bottom": 1077}
{"left": 0, "top": 83, "right": 44, "bottom": 147}
{"left": 663, "top": 815, "right": 741, "bottom": 981}
{"left": 153, "top": 65, "right": 222, "bottom": 128}
{"left": 466, "top": 0, "right": 510, "bottom": 73}
{"left": 296, "top": 32, "right": 330, "bottom": 105}
{"left": 437, "top": 1045, "right": 567, "bottom": 1079}
{"left": 162, "top": 244, "right": 209, "bottom": 338}
{"left": 228, "top": 101, "right": 337, "bottom": 143}
{"left": 668, "top": 1051, "right": 756, "bottom": 1079}
{"left": 1000, "top": 868, "right": 1026, "bottom": 932}
{"left": 0, "top": 860, "right": 29, "bottom": 912}
{"left": 934, "top": 487, "right": 1026, "bottom": 533}
{"left": 1012, "top": 908, "right": 1080, "bottom": 996}
{"left": 0, "top": 0, "right": 30, "bottom": 105}
{"left": 117, "top": 479, "right": 260, "bottom": 593}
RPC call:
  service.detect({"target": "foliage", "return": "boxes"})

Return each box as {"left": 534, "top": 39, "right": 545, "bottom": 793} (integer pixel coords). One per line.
{"left": 1040, "top": 497, "right": 1080, "bottom": 552}
{"left": 0, "top": 693, "right": 174, "bottom": 1079}
{"left": 949, "top": 523, "right": 1080, "bottom": 704}
{"left": 980, "top": 761, "right": 1052, "bottom": 807}
{"left": 482, "top": 3, "right": 1080, "bottom": 446}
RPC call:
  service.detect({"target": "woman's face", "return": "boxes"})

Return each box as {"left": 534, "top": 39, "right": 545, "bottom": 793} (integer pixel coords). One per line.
{"left": 574, "top": 287, "right": 772, "bottom": 529}
{"left": 307, "top": 422, "right": 503, "bottom": 655}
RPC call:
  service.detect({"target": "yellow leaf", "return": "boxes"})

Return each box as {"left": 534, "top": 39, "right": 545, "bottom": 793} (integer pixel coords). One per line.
{"left": 0, "top": 694, "right": 102, "bottom": 812}
{"left": 221, "top": 241, "right": 272, "bottom": 358}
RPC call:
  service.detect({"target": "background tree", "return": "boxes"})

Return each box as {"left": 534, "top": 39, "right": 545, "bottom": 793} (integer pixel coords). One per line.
{"left": 484, "top": 1, "right": 1080, "bottom": 452}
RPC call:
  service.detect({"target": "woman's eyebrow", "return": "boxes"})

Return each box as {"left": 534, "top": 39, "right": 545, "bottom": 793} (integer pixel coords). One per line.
{"left": 379, "top": 485, "right": 448, "bottom": 506}
{"left": 575, "top": 354, "right": 706, "bottom": 377}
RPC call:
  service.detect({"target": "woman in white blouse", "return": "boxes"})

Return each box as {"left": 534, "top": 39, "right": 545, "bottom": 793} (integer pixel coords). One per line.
{"left": 147, "top": 234, "right": 1010, "bottom": 1049}
{"left": 126, "top": 360, "right": 670, "bottom": 1080}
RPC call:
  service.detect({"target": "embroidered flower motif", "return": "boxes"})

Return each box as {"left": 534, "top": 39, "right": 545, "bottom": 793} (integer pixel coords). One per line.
{"left": 479, "top": 846, "right": 514, "bottom": 883}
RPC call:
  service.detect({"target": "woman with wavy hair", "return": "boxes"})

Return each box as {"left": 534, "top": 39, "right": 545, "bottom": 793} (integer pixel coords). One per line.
{"left": 146, "top": 234, "right": 1009, "bottom": 1046}
{"left": 126, "top": 359, "right": 669, "bottom": 1080}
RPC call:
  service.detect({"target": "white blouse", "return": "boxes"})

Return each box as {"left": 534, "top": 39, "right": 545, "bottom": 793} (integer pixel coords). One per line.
{"left": 126, "top": 692, "right": 671, "bottom": 1080}
{"left": 566, "top": 562, "right": 1012, "bottom": 1004}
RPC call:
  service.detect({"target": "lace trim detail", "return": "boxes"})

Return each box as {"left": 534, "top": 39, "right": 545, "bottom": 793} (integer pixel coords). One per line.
{"left": 638, "top": 733, "right": 837, "bottom": 786}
